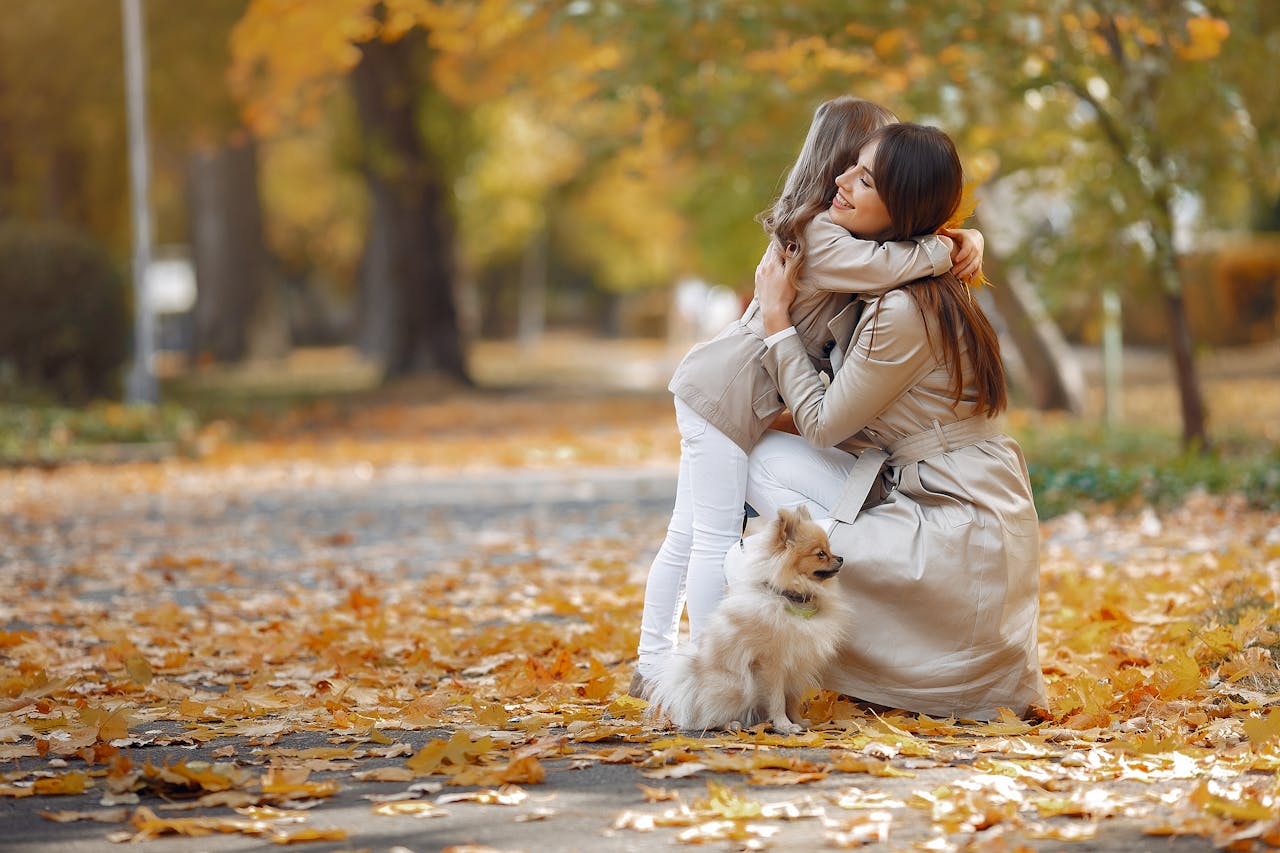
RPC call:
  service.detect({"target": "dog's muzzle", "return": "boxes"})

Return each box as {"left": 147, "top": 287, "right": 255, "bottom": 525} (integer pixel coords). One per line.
{"left": 815, "top": 555, "right": 843, "bottom": 579}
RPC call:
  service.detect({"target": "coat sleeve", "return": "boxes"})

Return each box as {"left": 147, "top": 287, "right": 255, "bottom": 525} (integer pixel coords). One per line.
{"left": 800, "top": 212, "right": 953, "bottom": 294}
{"left": 761, "top": 291, "right": 938, "bottom": 448}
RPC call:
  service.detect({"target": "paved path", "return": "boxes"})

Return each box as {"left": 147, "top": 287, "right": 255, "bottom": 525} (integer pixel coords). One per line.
{"left": 0, "top": 464, "right": 1220, "bottom": 852}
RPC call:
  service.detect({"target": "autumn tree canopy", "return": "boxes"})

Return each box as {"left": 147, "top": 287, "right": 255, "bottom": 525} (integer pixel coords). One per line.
{"left": 1, "top": 0, "right": 1273, "bottom": 423}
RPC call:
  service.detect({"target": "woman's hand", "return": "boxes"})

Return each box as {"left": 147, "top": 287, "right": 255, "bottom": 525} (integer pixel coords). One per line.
{"left": 942, "top": 227, "right": 984, "bottom": 282}
{"left": 755, "top": 241, "right": 796, "bottom": 336}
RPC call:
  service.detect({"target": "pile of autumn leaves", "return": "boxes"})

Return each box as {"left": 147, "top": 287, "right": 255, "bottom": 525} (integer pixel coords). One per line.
{"left": 1, "top": 487, "right": 1278, "bottom": 849}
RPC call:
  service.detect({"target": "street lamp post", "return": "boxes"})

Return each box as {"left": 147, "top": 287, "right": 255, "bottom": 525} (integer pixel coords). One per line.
{"left": 122, "top": 0, "right": 157, "bottom": 403}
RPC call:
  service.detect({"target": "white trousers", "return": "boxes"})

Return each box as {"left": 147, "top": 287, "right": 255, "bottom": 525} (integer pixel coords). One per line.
{"left": 745, "top": 430, "right": 857, "bottom": 521}
{"left": 635, "top": 398, "right": 746, "bottom": 676}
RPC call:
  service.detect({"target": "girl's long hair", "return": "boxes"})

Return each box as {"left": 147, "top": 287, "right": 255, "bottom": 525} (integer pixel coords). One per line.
{"left": 863, "top": 122, "right": 1007, "bottom": 416}
{"left": 757, "top": 96, "right": 897, "bottom": 291}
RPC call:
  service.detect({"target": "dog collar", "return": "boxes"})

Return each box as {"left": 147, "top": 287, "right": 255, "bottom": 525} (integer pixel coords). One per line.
{"left": 764, "top": 583, "right": 818, "bottom": 619}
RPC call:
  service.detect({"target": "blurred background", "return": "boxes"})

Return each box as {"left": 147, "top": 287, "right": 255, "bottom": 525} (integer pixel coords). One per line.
{"left": 1, "top": 0, "right": 1277, "bottom": 509}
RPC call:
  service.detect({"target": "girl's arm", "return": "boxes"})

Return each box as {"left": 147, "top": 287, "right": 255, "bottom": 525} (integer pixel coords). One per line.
{"left": 943, "top": 227, "right": 984, "bottom": 282}
{"left": 798, "top": 211, "right": 951, "bottom": 294}
{"left": 797, "top": 215, "right": 986, "bottom": 293}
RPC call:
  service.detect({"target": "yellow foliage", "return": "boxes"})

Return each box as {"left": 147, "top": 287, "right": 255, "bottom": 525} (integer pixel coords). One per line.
{"left": 1177, "top": 16, "right": 1230, "bottom": 61}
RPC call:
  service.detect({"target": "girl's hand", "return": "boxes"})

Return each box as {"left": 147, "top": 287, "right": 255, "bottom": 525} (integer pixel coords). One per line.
{"left": 942, "top": 227, "right": 984, "bottom": 282}
{"left": 755, "top": 241, "right": 796, "bottom": 335}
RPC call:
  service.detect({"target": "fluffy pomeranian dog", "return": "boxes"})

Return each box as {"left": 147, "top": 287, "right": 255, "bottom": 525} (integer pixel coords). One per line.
{"left": 643, "top": 506, "right": 851, "bottom": 733}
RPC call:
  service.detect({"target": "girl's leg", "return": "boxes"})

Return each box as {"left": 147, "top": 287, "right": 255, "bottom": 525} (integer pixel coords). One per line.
{"left": 677, "top": 399, "right": 748, "bottom": 644}
{"left": 635, "top": 414, "right": 695, "bottom": 679}
{"left": 746, "top": 430, "right": 856, "bottom": 519}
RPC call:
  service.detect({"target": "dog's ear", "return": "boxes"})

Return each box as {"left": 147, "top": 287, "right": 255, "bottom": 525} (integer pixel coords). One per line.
{"left": 776, "top": 507, "right": 799, "bottom": 548}
{"left": 793, "top": 504, "right": 812, "bottom": 523}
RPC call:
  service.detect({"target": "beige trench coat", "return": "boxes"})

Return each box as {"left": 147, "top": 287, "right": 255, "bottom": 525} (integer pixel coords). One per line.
{"left": 669, "top": 214, "right": 951, "bottom": 451}
{"left": 760, "top": 288, "right": 1048, "bottom": 720}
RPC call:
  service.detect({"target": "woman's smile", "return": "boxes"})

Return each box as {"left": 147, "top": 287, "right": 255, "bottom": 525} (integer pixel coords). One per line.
{"left": 828, "top": 139, "right": 892, "bottom": 239}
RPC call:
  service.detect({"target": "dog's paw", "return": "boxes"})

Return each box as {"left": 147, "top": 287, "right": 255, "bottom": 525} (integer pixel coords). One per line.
{"left": 771, "top": 719, "right": 804, "bottom": 735}
{"left": 725, "top": 720, "right": 743, "bottom": 733}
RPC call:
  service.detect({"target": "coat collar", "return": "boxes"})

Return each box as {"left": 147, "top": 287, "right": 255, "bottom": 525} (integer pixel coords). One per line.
{"left": 826, "top": 296, "right": 880, "bottom": 372}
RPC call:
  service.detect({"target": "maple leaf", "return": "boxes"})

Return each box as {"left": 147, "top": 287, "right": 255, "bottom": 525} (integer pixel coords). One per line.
{"left": 32, "top": 771, "right": 91, "bottom": 795}
{"left": 141, "top": 759, "right": 255, "bottom": 794}
{"left": 451, "top": 753, "right": 546, "bottom": 786}
{"left": 260, "top": 767, "right": 339, "bottom": 799}
{"left": 437, "top": 785, "right": 528, "bottom": 806}
{"left": 830, "top": 755, "right": 916, "bottom": 778}
{"left": 124, "top": 655, "right": 153, "bottom": 686}
{"left": 38, "top": 806, "right": 129, "bottom": 823}
{"left": 371, "top": 800, "right": 448, "bottom": 818}
{"left": 638, "top": 783, "right": 679, "bottom": 802}
{"left": 405, "top": 731, "right": 495, "bottom": 776}
{"left": 353, "top": 766, "right": 414, "bottom": 782}
{"left": 693, "top": 779, "right": 764, "bottom": 820}
{"left": 1242, "top": 711, "right": 1280, "bottom": 748}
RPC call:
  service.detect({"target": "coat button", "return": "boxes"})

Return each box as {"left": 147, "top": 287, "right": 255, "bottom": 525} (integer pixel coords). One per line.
{"left": 822, "top": 339, "right": 836, "bottom": 355}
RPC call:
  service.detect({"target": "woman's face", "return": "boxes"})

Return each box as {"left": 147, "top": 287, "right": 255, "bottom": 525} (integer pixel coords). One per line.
{"left": 829, "top": 139, "right": 892, "bottom": 240}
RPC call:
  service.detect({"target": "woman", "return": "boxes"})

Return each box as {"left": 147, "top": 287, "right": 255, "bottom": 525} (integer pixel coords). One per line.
{"left": 744, "top": 122, "right": 1047, "bottom": 720}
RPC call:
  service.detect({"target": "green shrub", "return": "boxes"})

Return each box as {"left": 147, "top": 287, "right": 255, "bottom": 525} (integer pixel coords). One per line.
{"left": 0, "top": 402, "right": 197, "bottom": 466}
{"left": 0, "top": 222, "right": 131, "bottom": 402}
{"left": 1017, "top": 421, "right": 1280, "bottom": 517}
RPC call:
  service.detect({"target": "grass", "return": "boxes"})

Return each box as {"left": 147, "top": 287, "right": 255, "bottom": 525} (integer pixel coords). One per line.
{"left": 1015, "top": 416, "right": 1280, "bottom": 517}
{"left": 0, "top": 401, "right": 199, "bottom": 466}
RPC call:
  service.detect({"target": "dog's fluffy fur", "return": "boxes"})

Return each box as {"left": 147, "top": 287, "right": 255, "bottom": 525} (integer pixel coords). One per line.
{"left": 643, "top": 506, "right": 851, "bottom": 733}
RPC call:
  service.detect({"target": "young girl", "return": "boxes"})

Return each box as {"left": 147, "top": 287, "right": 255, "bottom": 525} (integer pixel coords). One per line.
{"left": 633, "top": 97, "right": 984, "bottom": 689}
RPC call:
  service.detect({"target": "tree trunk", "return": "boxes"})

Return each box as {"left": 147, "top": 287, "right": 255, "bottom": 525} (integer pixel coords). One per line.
{"left": 187, "top": 132, "right": 283, "bottom": 362}
{"left": 0, "top": 103, "right": 12, "bottom": 219}
{"left": 1157, "top": 257, "right": 1209, "bottom": 448}
{"left": 47, "top": 145, "right": 89, "bottom": 226}
{"left": 1149, "top": 187, "right": 1209, "bottom": 449}
{"left": 349, "top": 32, "right": 467, "bottom": 383}
{"left": 975, "top": 227, "right": 1086, "bottom": 413}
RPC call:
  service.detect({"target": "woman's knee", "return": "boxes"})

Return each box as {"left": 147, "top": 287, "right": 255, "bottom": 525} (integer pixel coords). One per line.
{"left": 746, "top": 432, "right": 801, "bottom": 514}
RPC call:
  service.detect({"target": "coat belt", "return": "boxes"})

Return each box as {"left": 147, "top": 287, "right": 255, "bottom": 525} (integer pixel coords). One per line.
{"left": 830, "top": 415, "right": 1000, "bottom": 524}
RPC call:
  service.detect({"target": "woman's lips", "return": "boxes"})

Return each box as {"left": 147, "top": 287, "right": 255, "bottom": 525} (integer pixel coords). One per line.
{"left": 833, "top": 191, "right": 853, "bottom": 210}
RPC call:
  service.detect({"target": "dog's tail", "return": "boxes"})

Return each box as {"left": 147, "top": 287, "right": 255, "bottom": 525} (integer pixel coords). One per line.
{"left": 644, "top": 648, "right": 756, "bottom": 731}
{"left": 641, "top": 650, "right": 703, "bottom": 730}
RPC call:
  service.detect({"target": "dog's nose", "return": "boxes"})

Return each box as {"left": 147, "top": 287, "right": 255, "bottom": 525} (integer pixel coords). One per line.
{"left": 834, "top": 555, "right": 844, "bottom": 566}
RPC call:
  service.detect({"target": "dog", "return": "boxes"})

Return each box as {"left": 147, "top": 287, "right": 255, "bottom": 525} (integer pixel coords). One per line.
{"left": 643, "top": 505, "right": 851, "bottom": 734}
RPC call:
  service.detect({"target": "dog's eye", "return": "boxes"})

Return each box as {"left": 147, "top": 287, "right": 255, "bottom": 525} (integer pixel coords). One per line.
{"left": 817, "top": 550, "right": 827, "bottom": 559}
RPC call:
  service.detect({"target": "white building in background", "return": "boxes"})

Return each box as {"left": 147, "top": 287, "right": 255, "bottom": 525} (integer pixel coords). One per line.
{"left": 144, "top": 247, "right": 196, "bottom": 353}
{"left": 669, "top": 277, "right": 745, "bottom": 350}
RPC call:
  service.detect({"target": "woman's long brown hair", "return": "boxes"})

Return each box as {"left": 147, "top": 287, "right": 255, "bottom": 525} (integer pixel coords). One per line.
{"left": 758, "top": 96, "right": 897, "bottom": 291}
{"left": 862, "top": 123, "right": 1007, "bottom": 416}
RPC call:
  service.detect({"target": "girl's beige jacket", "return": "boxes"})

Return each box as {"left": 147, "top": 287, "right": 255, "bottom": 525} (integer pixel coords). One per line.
{"left": 668, "top": 213, "right": 951, "bottom": 452}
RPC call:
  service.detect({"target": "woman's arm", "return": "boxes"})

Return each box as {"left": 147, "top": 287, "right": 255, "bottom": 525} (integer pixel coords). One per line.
{"left": 764, "top": 300, "right": 936, "bottom": 447}
{"left": 758, "top": 247, "right": 935, "bottom": 447}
